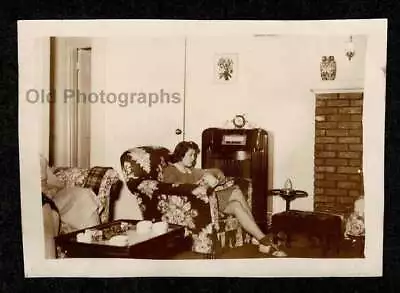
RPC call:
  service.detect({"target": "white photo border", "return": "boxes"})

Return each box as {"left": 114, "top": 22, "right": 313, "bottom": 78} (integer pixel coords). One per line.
{"left": 18, "top": 19, "right": 387, "bottom": 277}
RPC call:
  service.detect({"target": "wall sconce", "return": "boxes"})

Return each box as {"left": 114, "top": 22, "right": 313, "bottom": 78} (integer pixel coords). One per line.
{"left": 345, "top": 36, "right": 355, "bottom": 61}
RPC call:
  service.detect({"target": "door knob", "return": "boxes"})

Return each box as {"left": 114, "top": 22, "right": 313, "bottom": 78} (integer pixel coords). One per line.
{"left": 175, "top": 129, "right": 182, "bottom": 135}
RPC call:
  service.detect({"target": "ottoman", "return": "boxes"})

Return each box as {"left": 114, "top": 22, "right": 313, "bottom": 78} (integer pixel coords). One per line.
{"left": 271, "top": 210, "right": 343, "bottom": 256}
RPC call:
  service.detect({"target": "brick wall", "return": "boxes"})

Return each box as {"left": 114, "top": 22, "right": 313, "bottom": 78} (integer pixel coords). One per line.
{"left": 314, "top": 92, "right": 364, "bottom": 215}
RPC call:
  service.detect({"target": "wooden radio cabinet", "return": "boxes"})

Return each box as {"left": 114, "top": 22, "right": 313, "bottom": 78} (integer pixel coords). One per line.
{"left": 201, "top": 128, "right": 269, "bottom": 226}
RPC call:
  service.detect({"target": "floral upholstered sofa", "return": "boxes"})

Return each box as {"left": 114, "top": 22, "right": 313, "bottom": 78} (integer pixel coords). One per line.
{"left": 120, "top": 146, "right": 253, "bottom": 257}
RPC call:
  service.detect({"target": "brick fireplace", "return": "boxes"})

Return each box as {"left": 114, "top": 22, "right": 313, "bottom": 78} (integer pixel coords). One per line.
{"left": 314, "top": 92, "right": 364, "bottom": 215}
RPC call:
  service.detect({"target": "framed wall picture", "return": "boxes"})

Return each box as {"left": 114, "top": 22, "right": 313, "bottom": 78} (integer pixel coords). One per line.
{"left": 214, "top": 53, "right": 238, "bottom": 83}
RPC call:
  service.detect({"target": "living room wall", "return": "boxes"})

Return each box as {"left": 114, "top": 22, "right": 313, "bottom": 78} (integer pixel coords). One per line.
{"left": 89, "top": 35, "right": 367, "bottom": 219}
{"left": 184, "top": 35, "right": 367, "bottom": 214}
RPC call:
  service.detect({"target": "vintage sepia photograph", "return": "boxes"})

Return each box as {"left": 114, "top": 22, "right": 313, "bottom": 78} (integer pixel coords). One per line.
{"left": 18, "top": 19, "right": 387, "bottom": 277}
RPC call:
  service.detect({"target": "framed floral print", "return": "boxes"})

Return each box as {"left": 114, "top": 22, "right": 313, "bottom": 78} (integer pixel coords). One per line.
{"left": 214, "top": 53, "right": 238, "bottom": 83}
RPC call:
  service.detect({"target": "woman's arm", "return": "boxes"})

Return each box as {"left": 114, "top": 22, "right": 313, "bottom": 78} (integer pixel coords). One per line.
{"left": 161, "top": 165, "right": 179, "bottom": 183}
{"left": 203, "top": 168, "right": 225, "bottom": 183}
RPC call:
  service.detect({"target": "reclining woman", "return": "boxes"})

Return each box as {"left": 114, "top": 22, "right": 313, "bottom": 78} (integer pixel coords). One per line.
{"left": 162, "top": 141, "right": 286, "bottom": 255}
{"left": 40, "top": 155, "right": 101, "bottom": 258}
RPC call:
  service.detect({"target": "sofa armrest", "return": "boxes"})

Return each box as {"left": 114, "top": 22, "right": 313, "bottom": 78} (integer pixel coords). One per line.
{"left": 86, "top": 168, "right": 122, "bottom": 223}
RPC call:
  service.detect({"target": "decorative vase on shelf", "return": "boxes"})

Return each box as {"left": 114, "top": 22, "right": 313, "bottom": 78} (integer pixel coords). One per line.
{"left": 320, "top": 55, "right": 337, "bottom": 81}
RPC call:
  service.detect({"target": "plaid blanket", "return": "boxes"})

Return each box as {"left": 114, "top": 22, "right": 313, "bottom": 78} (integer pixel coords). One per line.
{"left": 83, "top": 166, "right": 112, "bottom": 194}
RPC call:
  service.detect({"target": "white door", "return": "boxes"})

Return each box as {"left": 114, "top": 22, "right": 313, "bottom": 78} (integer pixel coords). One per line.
{"left": 95, "top": 36, "right": 186, "bottom": 163}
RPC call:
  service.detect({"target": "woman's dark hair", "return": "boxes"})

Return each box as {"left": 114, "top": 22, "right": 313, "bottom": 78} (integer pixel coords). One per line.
{"left": 171, "top": 141, "right": 200, "bottom": 163}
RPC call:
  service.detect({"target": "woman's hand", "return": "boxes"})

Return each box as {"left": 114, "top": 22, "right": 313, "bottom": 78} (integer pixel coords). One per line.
{"left": 197, "top": 173, "right": 219, "bottom": 188}
{"left": 208, "top": 168, "right": 225, "bottom": 183}
{"left": 192, "top": 185, "right": 209, "bottom": 197}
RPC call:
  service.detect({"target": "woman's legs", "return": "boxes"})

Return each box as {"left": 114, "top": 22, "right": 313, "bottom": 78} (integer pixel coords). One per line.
{"left": 223, "top": 199, "right": 284, "bottom": 255}
{"left": 229, "top": 188, "right": 254, "bottom": 220}
{"left": 222, "top": 186, "right": 286, "bottom": 255}
{"left": 223, "top": 201, "right": 266, "bottom": 241}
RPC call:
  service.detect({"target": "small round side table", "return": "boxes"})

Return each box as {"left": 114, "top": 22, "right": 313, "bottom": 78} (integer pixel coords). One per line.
{"left": 268, "top": 189, "right": 308, "bottom": 211}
